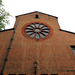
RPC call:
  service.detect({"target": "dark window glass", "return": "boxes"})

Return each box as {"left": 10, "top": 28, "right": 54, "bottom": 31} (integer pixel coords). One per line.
{"left": 9, "top": 74, "right": 16, "bottom": 75}
{"left": 41, "top": 74, "right": 48, "bottom": 75}
{"left": 19, "top": 74, "right": 26, "bottom": 75}
{"left": 35, "top": 15, "right": 39, "bottom": 18}
{"left": 51, "top": 74, "right": 58, "bottom": 75}
{"left": 71, "top": 46, "right": 75, "bottom": 55}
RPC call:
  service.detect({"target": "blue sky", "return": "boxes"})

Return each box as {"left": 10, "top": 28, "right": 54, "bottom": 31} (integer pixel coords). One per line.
{"left": 3, "top": 0, "right": 75, "bottom": 33}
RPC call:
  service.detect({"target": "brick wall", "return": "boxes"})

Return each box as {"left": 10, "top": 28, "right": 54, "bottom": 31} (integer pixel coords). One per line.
{"left": 0, "top": 12, "right": 75, "bottom": 75}
{"left": 0, "top": 30, "right": 14, "bottom": 71}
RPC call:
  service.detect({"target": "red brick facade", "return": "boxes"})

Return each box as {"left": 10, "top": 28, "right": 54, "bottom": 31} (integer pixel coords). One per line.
{"left": 0, "top": 11, "right": 75, "bottom": 75}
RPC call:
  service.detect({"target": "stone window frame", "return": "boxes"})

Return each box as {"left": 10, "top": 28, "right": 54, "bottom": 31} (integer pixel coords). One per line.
{"left": 21, "top": 21, "right": 53, "bottom": 41}
{"left": 70, "top": 45, "right": 75, "bottom": 56}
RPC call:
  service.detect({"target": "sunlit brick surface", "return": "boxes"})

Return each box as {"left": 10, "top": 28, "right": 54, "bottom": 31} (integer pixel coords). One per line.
{"left": 0, "top": 12, "right": 75, "bottom": 75}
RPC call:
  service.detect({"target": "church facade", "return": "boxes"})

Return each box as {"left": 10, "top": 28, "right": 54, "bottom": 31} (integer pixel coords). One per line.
{"left": 0, "top": 11, "right": 75, "bottom": 75}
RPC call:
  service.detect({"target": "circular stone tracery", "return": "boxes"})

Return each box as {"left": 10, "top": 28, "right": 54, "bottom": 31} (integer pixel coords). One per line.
{"left": 24, "top": 23, "right": 50, "bottom": 40}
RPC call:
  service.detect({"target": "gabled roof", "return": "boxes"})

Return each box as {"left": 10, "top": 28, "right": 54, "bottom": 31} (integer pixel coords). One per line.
{"left": 59, "top": 29, "right": 75, "bottom": 34}
{"left": 15, "top": 11, "right": 58, "bottom": 19}
{"left": 0, "top": 28, "right": 14, "bottom": 32}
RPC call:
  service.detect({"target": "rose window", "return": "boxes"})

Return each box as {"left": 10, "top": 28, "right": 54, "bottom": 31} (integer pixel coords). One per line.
{"left": 25, "top": 23, "right": 50, "bottom": 40}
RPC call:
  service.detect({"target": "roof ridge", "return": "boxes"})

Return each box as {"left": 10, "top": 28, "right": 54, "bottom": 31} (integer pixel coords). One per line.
{"left": 59, "top": 29, "right": 75, "bottom": 34}
{"left": 15, "top": 11, "right": 58, "bottom": 19}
